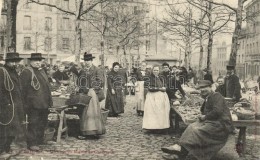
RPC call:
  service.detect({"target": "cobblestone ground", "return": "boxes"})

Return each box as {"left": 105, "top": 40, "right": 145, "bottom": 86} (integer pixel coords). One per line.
{"left": 9, "top": 96, "right": 260, "bottom": 160}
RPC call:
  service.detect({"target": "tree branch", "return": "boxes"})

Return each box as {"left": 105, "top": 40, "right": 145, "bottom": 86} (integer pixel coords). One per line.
{"left": 28, "top": 0, "right": 75, "bottom": 15}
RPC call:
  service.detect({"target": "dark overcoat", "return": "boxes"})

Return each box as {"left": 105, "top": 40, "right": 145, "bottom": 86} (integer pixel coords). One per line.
{"left": 179, "top": 92, "right": 234, "bottom": 160}
{"left": 20, "top": 67, "right": 53, "bottom": 110}
{"left": 225, "top": 74, "right": 241, "bottom": 101}
{"left": 77, "top": 65, "right": 103, "bottom": 94}
{"left": 0, "top": 65, "right": 25, "bottom": 138}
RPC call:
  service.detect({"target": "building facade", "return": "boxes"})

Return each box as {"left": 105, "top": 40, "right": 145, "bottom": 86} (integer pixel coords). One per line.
{"left": 237, "top": 0, "right": 260, "bottom": 80}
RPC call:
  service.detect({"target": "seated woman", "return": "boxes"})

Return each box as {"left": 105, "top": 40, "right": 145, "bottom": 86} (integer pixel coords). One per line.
{"left": 142, "top": 65, "right": 170, "bottom": 133}
{"left": 161, "top": 80, "right": 234, "bottom": 160}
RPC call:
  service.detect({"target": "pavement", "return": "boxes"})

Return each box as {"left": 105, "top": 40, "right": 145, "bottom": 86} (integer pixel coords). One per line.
{"left": 7, "top": 96, "right": 260, "bottom": 160}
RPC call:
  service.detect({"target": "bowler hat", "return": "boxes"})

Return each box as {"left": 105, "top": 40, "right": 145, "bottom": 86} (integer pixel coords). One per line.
{"left": 226, "top": 65, "right": 235, "bottom": 70}
{"left": 82, "top": 52, "right": 95, "bottom": 61}
{"left": 5, "top": 52, "right": 23, "bottom": 61}
{"left": 196, "top": 80, "right": 212, "bottom": 89}
{"left": 28, "top": 53, "right": 45, "bottom": 60}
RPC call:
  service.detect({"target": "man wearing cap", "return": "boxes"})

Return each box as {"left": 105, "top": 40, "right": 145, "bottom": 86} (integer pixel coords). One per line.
{"left": 0, "top": 52, "right": 26, "bottom": 159}
{"left": 20, "top": 53, "right": 52, "bottom": 151}
{"left": 161, "top": 80, "right": 234, "bottom": 160}
{"left": 225, "top": 65, "right": 241, "bottom": 102}
{"left": 76, "top": 53, "right": 105, "bottom": 139}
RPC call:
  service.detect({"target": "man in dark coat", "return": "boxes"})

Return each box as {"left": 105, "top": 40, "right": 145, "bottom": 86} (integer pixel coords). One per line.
{"left": 225, "top": 65, "right": 241, "bottom": 102}
{"left": 162, "top": 80, "right": 234, "bottom": 160}
{"left": 203, "top": 68, "right": 214, "bottom": 83}
{"left": 20, "top": 53, "right": 53, "bottom": 151}
{"left": 0, "top": 52, "right": 25, "bottom": 159}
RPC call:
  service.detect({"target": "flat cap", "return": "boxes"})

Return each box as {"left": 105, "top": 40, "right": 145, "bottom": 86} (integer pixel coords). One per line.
{"left": 196, "top": 80, "right": 212, "bottom": 89}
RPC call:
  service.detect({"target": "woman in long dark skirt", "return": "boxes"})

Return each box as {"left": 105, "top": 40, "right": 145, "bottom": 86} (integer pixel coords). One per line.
{"left": 105, "top": 62, "right": 124, "bottom": 117}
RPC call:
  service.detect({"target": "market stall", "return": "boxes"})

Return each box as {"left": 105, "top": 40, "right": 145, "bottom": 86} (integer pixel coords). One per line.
{"left": 171, "top": 93, "right": 260, "bottom": 156}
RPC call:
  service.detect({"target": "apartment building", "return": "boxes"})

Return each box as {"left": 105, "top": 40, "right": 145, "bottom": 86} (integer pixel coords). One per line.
{"left": 237, "top": 0, "right": 260, "bottom": 79}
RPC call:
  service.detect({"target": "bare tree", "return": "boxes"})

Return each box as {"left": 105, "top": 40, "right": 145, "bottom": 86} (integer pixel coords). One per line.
{"left": 28, "top": 0, "right": 108, "bottom": 63}
{"left": 5, "top": 0, "right": 19, "bottom": 53}
{"left": 187, "top": 0, "right": 232, "bottom": 71}
{"left": 161, "top": 0, "right": 232, "bottom": 70}
{"left": 84, "top": 0, "right": 149, "bottom": 67}
{"left": 205, "top": 0, "right": 248, "bottom": 67}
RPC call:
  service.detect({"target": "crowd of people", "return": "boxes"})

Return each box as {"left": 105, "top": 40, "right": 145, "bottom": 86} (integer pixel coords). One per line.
{"left": 0, "top": 51, "right": 244, "bottom": 160}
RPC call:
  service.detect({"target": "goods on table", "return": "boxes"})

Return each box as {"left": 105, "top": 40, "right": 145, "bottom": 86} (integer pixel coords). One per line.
{"left": 233, "top": 107, "right": 255, "bottom": 120}
{"left": 175, "top": 105, "right": 201, "bottom": 123}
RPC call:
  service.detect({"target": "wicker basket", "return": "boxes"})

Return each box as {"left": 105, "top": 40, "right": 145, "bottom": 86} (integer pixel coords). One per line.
{"left": 101, "top": 108, "right": 109, "bottom": 124}
{"left": 44, "top": 127, "right": 56, "bottom": 142}
{"left": 52, "top": 97, "right": 69, "bottom": 107}
{"left": 235, "top": 110, "right": 255, "bottom": 120}
{"left": 66, "top": 93, "right": 92, "bottom": 106}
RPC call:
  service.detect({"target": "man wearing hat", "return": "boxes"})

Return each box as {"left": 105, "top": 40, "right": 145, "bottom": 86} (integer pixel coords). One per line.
{"left": 75, "top": 52, "right": 105, "bottom": 139}
{"left": 20, "top": 53, "right": 52, "bottom": 151}
{"left": 225, "top": 65, "right": 241, "bottom": 102}
{"left": 203, "top": 68, "right": 213, "bottom": 83}
{"left": 0, "top": 52, "right": 26, "bottom": 159}
{"left": 161, "top": 80, "right": 234, "bottom": 160}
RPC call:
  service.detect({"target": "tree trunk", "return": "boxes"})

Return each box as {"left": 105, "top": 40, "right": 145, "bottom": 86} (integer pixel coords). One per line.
{"left": 207, "top": 1, "right": 213, "bottom": 71}
{"left": 229, "top": 0, "right": 243, "bottom": 66}
{"left": 198, "top": 34, "right": 204, "bottom": 70}
{"left": 75, "top": 19, "right": 81, "bottom": 63}
{"left": 6, "top": 0, "right": 18, "bottom": 53}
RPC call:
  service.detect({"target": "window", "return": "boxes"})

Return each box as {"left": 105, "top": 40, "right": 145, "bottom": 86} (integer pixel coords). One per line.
{"left": 24, "top": 37, "right": 31, "bottom": 50}
{"left": 45, "top": 0, "right": 52, "bottom": 11}
{"left": 62, "top": 38, "right": 69, "bottom": 49}
{"left": 63, "top": 18, "right": 70, "bottom": 30}
{"left": 64, "top": 0, "right": 69, "bottom": 10}
{"left": 45, "top": 38, "right": 52, "bottom": 51}
{"left": 45, "top": 17, "right": 52, "bottom": 31}
{"left": 23, "top": 16, "right": 31, "bottom": 30}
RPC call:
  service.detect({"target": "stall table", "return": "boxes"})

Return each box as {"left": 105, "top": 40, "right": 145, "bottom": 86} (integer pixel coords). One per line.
{"left": 170, "top": 105, "right": 260, "bottom": 156}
